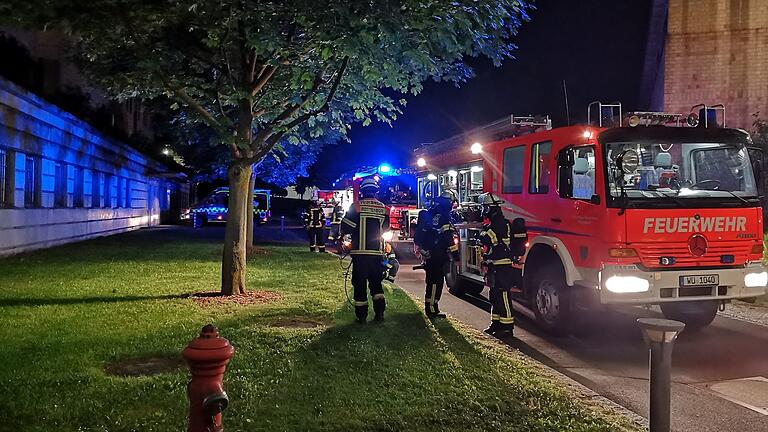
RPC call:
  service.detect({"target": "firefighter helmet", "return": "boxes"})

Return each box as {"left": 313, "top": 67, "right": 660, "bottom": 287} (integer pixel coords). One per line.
{"left": 359, "top": 177, "right": 379, "bottom": 197}
{"left": 479, "top": 192, "right": 503, "bottom": 216}
{"left": 439, "top": 189, "right": 458, "bottom": 203}
{"left": 432, "top": 189, "right": 457, "bottom": 213}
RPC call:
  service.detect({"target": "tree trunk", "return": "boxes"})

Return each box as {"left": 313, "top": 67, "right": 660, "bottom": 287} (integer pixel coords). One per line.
{"left": 246, "top": 173, "right": 256, "bottom": 252}
{"left": 221, "top": 163, "right": 252, "bottom": 295}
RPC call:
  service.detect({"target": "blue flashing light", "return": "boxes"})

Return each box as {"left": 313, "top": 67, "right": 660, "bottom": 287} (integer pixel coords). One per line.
{"left": 378, "top": 163, "right": 392, "bottom": 174}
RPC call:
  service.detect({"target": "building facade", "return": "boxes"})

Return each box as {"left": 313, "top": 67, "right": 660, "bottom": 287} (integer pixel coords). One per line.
{"left": 664, "top": 0, "right": 768, "bottom": 130}
{"left": 0, "top": 78, "right": 187, "bottom": 256}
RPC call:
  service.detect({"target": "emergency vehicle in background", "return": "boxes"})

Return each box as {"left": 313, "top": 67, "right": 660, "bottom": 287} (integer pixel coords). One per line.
{"left": 181, "top": 187, "right": 271, "bottom": 227}
{"left": 416, "top": 103, "right": 768, "bottom": 332}
{"left": 312, "top": 188, "right": 354, "bottom": 226}
{"left": 334, "top": 164, "right": 418, "bottom": 237}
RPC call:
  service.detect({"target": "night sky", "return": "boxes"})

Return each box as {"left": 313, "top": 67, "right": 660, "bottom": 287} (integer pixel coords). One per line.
{"left": 311, "top": 0, "right": 654, "bottom": 186}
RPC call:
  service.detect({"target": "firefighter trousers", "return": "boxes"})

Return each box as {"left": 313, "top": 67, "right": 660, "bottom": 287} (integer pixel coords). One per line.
{"left": 328, "top": 223, "right": 341, "bottom": 241}
{"left": 487, "top": 265, "right": 519, "bottom": 330}
{"left": 308, "top": 227, "right": 325, "bottom": 252}
{"left": 424, "top": 259, "right": 446, "bottom": 315}
{"left": 351, "top": 255, "right": 386, "bottom": 321}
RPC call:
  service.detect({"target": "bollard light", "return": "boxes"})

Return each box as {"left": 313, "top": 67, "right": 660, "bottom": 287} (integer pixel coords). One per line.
{"left": 637, "top": 318, "right": 685, "bottom": 432}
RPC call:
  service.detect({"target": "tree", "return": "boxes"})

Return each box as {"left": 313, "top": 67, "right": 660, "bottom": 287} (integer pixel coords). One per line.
{"left": 3, "top": 0, "right": 533, "bottom": 295}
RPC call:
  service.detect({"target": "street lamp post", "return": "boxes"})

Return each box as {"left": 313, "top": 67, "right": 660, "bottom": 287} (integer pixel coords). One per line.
{"left": 636, "top": 318, "right": 685, "bottom": 432}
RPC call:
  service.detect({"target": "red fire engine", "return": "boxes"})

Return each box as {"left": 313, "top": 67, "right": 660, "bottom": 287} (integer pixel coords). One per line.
{"left": 335, "top": 165, "right": 418, "bottom": 237}
{"left": 416, "top": 103, "right": 767, "bottom": 332}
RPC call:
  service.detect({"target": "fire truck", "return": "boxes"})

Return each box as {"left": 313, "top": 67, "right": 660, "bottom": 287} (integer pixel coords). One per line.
{"left": 416, "top": 103, "right": 767, "bottom": 332}
{"left": 335, "top": 164, "right": 418, "bottom": 237}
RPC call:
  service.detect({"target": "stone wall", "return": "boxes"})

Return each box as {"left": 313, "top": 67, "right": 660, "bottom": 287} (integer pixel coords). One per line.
{"left": 0, "top": 78, "right": 186, "bottom": 256}
{"left": 664, "top": 0, "right": 768, "bottom": 130}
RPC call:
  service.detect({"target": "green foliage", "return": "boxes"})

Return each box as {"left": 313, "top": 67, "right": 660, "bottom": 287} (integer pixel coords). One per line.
{"left": 1, "top": 0, "right": 533, "bottom": 167}
{"left": 753, "top": 116, "right": 768, "bottom": 152}
{"left": 0, "top": 228, "right": 638, "bottom": 432}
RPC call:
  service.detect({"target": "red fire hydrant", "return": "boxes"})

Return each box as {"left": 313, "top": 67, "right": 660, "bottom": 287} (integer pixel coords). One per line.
{"left": 182, "top": 324, "right": 235, "bottom": 432}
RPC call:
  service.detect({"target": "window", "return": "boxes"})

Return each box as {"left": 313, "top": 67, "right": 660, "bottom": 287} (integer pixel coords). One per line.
{"left": 83, "top": 169, "right": 93, "bottom": 208}
{"left": 529, "top": 141, "right": 552, "bottom": 194}
{"left": 0, "top": 149, "right": 5, "bottom": 205}
{"left": 571, "top": 146, "right": 596, "bottom": 200}
{"left": 103, "top": 174, "right": 111, "bottom": 208}
{"left": 116, "top": 177, "right": 124, "bottom": 208}
{"left": 110, "top": 176, "right": 118, "bottom": 208}
{"left": 54, "top": 162, "right": 67, "bottom": 207}
{"left": 24, "top": 155, "right": 39, "bottom": 208}
{"left": 124, "top": 179, "right": 131, "bottom": 208}
{"left": 91, "top": 171, "right": 101, "bottom": 208}
{"left": 74, "top": 167, "right": 84, "bottom": 207}
{"left": 66, "top": 165, "right": 75, "bottom": 207}
{"left": 502, "top": 146, "right": 525, "bottom": 194}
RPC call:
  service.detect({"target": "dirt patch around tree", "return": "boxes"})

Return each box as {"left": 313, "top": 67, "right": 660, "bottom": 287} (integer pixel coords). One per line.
{"left": 191, "top": 290, "right": 282, "bottom": 307}
{"left": 271, "top": 316, "right": 328, "bottom": 329}
{"left": 105, "top": 355, "right": 186, "bottom": 377}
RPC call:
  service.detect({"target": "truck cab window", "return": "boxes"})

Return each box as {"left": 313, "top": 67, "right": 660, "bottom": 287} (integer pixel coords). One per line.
{"left": 529, "top": 141, "right": 552, "bottom": 194}
{"left": 502, "top": 146, "right": 525, "bottom": 194}
{"left": 572, "top": 147, "right": 596, "bottom": 199}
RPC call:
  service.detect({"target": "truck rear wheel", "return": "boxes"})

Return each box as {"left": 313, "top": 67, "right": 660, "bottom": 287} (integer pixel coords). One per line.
{"left": 530, "top": 263, "right": 571, "bottom": 334}
{"left": 660, "top": 301, "right": 718, "bottom": 331}
{"left": 446, "top": 262, "right": 482, "bottom": 296}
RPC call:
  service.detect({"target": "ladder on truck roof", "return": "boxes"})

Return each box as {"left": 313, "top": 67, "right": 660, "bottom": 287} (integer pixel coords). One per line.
{"left": 415, "top": 114, "right": 551, "bottom": 156}
{"left": 588, "top": 101, "right": 726, "bottom": 128}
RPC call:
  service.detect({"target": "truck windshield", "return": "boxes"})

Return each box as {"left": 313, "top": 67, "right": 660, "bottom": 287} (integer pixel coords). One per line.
{"left": 254, "top": 193, "right": 269, "bottom": 210}
{"left": 604, "top": 142, "right": 758, "bottom": 203}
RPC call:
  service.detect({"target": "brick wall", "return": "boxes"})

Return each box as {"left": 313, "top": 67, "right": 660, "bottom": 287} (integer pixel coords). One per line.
{"left": 665, "top": 0, "right": 768, "bottom": 130}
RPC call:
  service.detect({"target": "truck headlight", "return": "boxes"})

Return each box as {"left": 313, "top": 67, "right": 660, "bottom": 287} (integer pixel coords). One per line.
{"left": 605, "top": 276, "right": 650, "bottom": 293}
{"left": 744, "top": 271, "right": 768, "bottom": 288}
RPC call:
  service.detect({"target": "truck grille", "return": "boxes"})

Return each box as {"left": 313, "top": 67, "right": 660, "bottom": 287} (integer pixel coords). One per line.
{"left": 635, "top": 241, "right": 750, "bottom": 268}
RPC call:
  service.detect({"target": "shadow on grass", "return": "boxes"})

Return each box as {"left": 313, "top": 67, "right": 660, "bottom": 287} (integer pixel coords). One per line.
{"left": 0, "top": 293, "right": 189, "bottom": 307}
{"left": 220, "top": 287, "right": 556, "bottom": 431}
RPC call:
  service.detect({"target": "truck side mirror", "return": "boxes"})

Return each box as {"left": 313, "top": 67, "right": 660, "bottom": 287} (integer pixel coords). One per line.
{"left": 557, "top": 148, "right": 574, "bottom": 198}
{"left": 748, "top": 147, "right": 765, "bottom": 198}
{"left": 590, "top": 194, "right": 601, "bottom": 205}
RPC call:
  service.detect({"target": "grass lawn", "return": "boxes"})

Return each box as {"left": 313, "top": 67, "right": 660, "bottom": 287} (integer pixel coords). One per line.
{"left": 0, "top": 227, "right": 638, "bottom": 432}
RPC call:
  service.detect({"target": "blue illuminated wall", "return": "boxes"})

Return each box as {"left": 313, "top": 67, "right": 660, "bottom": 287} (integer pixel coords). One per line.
{"left": 0, "top": 78, "right": 188, "bottom": 256}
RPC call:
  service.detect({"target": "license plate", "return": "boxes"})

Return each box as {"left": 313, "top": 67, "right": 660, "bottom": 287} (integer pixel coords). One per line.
{"left": 679, "top": 274, "right": 719, "bottom": 287}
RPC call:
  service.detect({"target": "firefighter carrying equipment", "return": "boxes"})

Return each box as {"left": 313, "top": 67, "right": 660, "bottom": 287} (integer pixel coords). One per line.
{"left": 383, "top": 242, "right": 399, "bottom": 282}
{"left": 479, "top": 210, "right": 527, "bottom": 335}
{"left": 340, "top": 193, "right": 389, "bottom": 322}
{"left": 305, "top": 205, "right": 326, "bottom": 252}
{"left": 414, "top": 194, "right": 459, "bottom": 317}
{"left": 328, "top": 203, "right": 345, "bottom": 241}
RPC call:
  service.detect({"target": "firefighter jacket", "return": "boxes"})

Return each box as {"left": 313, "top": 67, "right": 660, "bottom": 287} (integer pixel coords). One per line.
{"left": 305, "top": 207, "right": 325, "bottom": 228}
{"left": 414, "top": 209, "right": 458, "bottom": 263}
{"left": 479, "top": 216, "right": 527, "bottom": 265}
{"left": 330, "top": 204, "right": 344, "bottom": 225}
{"left": 340, "top": 199, "right": 390, "bottom": 255}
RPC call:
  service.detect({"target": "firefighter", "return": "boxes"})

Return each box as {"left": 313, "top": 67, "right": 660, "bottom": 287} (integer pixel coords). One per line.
{"left": 478, "top": 192, "right": 527, "bottom": 336}
{"left": 384, "top": 241, "right": 399, "bottom": 282}
{"left": 304, "top": 200, "right": 326, "bottom": 252}
{"left": 413, "top": 190, "right": 459, "bottom": 318}
{"left": 340, "top": 178, "right": 390, "bottom": 323}
{"left": 327, "top": 200, "right": 345, "bottom": 242}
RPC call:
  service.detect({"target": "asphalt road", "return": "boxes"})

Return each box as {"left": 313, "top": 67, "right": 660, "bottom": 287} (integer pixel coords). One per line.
{"left": 394, "top": 266, "right": 768, "bottom": 432}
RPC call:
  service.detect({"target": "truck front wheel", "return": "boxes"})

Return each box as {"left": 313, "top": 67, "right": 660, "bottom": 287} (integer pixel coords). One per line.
{"left": 660, "top": 301, "right": 718, "bottom": 331}
{"left": 530, "top": 263, "right": 571, "bottom": 334}
{"left": 446, "top": 262, "right": 482, "bottom": 296}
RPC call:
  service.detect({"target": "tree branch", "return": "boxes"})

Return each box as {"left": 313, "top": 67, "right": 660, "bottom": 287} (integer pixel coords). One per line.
{"left": 236, "top": 56, "right": 350, "bottom": 167}
{"left": 251, "top": 65, "right": 278, "bottom": 96}
{"left": 278, "top": 56, "right": 349, "bottom": 131}
{"left": 159, "top": 74, "right": 240, "bottom": 157}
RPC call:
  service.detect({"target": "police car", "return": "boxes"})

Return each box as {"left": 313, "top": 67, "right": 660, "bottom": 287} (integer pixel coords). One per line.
{"left": 181, "top": 187, "right": 271, "bottom": 228}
